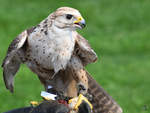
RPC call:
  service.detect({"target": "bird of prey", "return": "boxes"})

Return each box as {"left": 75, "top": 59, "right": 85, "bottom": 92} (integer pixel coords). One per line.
{"left": 2, "top": 7, "right": 123, "bottom": 113}
{"left": 2, "top": 7, "right": 94, "bottom": 93}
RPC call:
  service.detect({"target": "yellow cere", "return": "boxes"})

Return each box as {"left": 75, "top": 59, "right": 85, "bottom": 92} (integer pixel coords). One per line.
{"left": 78, "top": 17, "right": 82, "bottom": 21}
{"left": 74, "top": 17, "right": 83, "bottom": 23}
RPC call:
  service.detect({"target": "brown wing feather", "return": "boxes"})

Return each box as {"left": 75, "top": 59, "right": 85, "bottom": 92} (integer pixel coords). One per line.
{"left": 74, "top": 31, "right": 97, "bottom": 66}
{"left": 2, "top": 30, "right": 28, "bottom": 67}
{"left": 86, "top": 71, "right": 123, "bottom": 113}
{"left": 2, "top": 30, "right": 28, "bottom": 92}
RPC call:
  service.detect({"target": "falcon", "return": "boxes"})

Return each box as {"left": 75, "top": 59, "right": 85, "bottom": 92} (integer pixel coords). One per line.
{"left": 2, "top": 7, "right": 123, "bottom": 113}
{"left": 2, "top": 7, "right": 92, "bottom": 93}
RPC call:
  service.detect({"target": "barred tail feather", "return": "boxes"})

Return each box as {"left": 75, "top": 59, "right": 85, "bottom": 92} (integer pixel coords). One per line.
{"left": 86, "top": 71, "right": 123, "bottom": 113}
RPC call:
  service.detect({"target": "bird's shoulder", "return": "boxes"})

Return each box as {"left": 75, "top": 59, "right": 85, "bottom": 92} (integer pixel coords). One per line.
{"left": 1, "top": 30, "right": 28, "bottom": 67}
{"left": 73, "top": 31, "right": 98, "bottom": 65}
{"left": 8, "top": 30, "right": 28, "bottom": 53}
{"left": 73, "top": 31, "right": 91, "bottom": 49}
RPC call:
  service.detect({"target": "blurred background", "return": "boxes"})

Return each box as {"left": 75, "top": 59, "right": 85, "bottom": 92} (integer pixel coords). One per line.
{"left": 0, "top": 0, "right": 150, "bottom": 113}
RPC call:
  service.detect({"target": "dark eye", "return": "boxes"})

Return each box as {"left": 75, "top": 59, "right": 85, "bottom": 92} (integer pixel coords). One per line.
{"left": 66, "top": 14, "right": 73, "bottom": 20}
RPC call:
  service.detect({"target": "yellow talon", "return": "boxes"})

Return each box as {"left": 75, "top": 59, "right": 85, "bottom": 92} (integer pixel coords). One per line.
{"left": 30, "top": 101, "right": 39, "bottom": 106}
{"left": 75, "top": 94, "right": 93, "bottom": 110}
{"left": 68, "top": 94, "right": 93, "bottom": 110}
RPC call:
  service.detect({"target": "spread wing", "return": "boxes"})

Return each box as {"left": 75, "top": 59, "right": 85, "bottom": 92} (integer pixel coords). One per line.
{"left": 1, "top": 30, "right": 28, "bottom": 93}
{"left": 73, "top": 31, "right": 97, "bottom": 66}
{"left": 87, "top": 71, "right": 123, "bottom": 113}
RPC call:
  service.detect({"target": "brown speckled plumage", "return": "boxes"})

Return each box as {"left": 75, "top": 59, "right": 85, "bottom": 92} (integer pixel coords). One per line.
{"left": 2, "top": 7, "right": 122, "bottom": 113}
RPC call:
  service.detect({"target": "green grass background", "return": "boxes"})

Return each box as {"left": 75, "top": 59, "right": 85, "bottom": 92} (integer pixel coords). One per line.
{"left": 0, "top": 0, "right": 150, "bottom": 113}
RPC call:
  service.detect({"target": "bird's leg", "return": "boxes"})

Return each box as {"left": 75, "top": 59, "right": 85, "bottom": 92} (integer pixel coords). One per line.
{"left": 68, "top": 55, "right": 88, "bottom": 95}
{"left": 76, "top": 70, "right": 88, "bottom": 95}
{"left": 66, "top": 55, "right": 94, "bottom": 112}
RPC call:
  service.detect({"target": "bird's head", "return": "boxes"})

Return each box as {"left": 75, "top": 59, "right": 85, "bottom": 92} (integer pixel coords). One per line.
{"left": 51, "top": 7, "right": 86, "bottom": 30}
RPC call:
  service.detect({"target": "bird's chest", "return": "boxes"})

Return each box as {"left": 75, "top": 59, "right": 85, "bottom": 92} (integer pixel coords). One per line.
{"left": 26, "top": 33, "right": 75, "bottom": 72}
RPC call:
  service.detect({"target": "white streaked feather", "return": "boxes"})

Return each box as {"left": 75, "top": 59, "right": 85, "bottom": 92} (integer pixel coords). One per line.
{"left": 17, "top": 31, "right": 28, "bottom": 49}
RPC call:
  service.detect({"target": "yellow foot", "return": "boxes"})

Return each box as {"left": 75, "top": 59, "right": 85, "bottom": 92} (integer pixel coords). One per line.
{"left": 30, "top": 101, "right": 39, "bottom": 106}
{"left": 68, "top": 94, "right": 93, "bottom": 110}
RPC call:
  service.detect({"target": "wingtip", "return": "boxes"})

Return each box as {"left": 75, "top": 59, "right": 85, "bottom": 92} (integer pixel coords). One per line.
{"left": 10, "top": 88, "right": 14, "bottom": 93}
{"left": 5, "top": 84, "right": 14, "bottom": 93}
{"left": 9, "top": 84, "right": 14, "bottom": 93}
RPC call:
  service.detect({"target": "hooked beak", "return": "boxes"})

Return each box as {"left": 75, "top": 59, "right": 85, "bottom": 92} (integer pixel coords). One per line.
{"left": 74, "top": 17, "right": 86, "bottom": 29}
